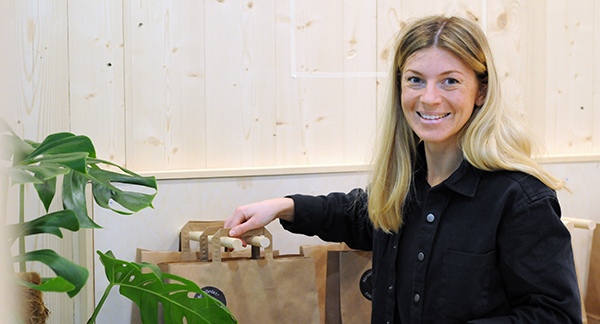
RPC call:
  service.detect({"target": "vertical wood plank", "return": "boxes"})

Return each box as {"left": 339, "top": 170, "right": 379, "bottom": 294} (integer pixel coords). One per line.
{"left": 546, "top": 0, "right": 594, "bottom": 155}
{"left": 275, "top": 0, "right": 305, "bottom": 165}
{"left": 485, "top": 1, "right": 549, "bottom": 153}
{"left": 67, "top": 1, "right": 128, "bottom": 319}
{"left": 11, "top": 1, "right": 70, "bottom": 138}
{"left": 204, "top": 0, "right": 243, "bottom": 168}
{"left": 376, "top": 0, "right": 403, "bottom": 121}
{"left": 594, "top": 1, "right": 600, "bottom": 154}
{"left": 238, "top": 0, "right": 278, "bottom": 167}
{"left": 0, "top": 0, "right": 16, "bottom": 318}
{"left": 8, "top": 1, "right": 73, "bottom": 323}
{"left": 0, "top": 0, "right": 18, "bottom": 123}
{"left": 342, "top": 0, "right": 377, "bottom": 164}
{"left": 294, "top": 0, "right": 346, "bottom": 165}
{"left": 127, "top": 0, "right": 207, "bottom": 171}
{"left": 292, "top": 0, "right": 378, "bottom": 165}
{"left": 68, "top": 0, "right": 126, "bottom": 167}
{"left": 204, "top": 0, "right": 277, "bottom": 168}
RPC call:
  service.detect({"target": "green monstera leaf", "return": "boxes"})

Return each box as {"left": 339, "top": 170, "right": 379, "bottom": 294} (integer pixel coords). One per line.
{"left": 2, "top": 118, "right": 157, "bottom": 303}
{"left": 13, "top": 249, "right": 89, "bottom": 297}
{"left": 7, "top": 209, "right": 79, "bottom": 245}
{"left": 92, "top": 251, "right": 237, "bottom": 324}
{"left": 2, "top": 120, "right": 157, "bottom": 230}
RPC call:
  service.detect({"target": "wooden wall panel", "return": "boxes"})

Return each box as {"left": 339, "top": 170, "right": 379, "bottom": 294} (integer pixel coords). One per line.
{"left": 9, "top": 1, "right": 70, "bottom": 138}
{"left": 594, "top": 0, "right": 600, "bottom": 154}
{"left": 0, "top": 0, "right": 15, "bottom": 318}
{"left": 67, "top": 1, "right": 124, "bottom": 320}
{"left": 546, "top": 0, "right": 595, "bottom": 154}
{"left": 3, "top": 1, "right": 75, "bottom": 323}
{"left": 274, "top": 0, "right": 304, "bottom": 165}
{"left": 292, "top": 0, "right": 377, "bottom": 165}
{"left": 4, "top": 1, "right": 600, "bottom": 171}
{"left": 204, "top": 0, "right": 278, "bottom": 169}
{"left": 342, "top": 0, "right": 378, "bottom": 164}
{"left": 0, "top": 1, "right": 18, "bottom": 123}
{"left": 486, "top": 1, "right": 547, "bottom": 148}
{"left": 293, "top": 1, "right": 346, "bottom": 165}
{"left": 68, "top": 0, "right": 126, "bottom": 167}
{"left": 126, "top": 0, "right": 207, "bottom": 171}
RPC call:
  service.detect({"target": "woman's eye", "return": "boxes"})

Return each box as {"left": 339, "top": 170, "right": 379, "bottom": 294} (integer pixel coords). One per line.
{"left": 407, "top": 76, "right": 423, "bottom": 84}
{"left": 444, "top": 78, "right": 459, "bottom": 85}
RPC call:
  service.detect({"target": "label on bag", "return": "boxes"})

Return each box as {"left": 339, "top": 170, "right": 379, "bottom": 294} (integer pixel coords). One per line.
{"left": 359, "top": 269, "right": 373, "bottom": 301}
{"left": 194, "top": 286, "right": 227, "bottom": 305}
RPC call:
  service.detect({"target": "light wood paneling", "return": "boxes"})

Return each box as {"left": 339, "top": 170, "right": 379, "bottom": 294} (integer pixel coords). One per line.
{"left": 5, "top": 1, "right": 75, "bottom": 324}
{"left": 204, "top": 0, "right": 278, "bottom": 169}
{"left": 68, "top": 0, "right": 126, "bottom": 168}
{"left": 292, "top": 0, "right": 377, "bottom": 165}
{"left": 546, "top": 0, "right": 595, "bottom": 154}
{"left": 274, "top": 0, "right": 305, "bottom": 165}
{"left": 594, "top": 1, "right": 600, "bottom": 153}
{"left": 4, "top": 1, "right": 600, "bottom": 172}
{"left": 485, "top": 0, "right": 557, "bottom": 158}
{"left": 127, "top": 0, "right": 207, "bottom": 171}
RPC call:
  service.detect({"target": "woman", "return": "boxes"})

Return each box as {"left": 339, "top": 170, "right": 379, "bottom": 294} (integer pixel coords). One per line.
{"left": 225, "top": 15, "right": 582, "bottom": 323}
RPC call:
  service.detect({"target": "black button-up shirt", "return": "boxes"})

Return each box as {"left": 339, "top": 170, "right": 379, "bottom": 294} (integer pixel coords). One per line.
{"left": 282, "top": 146, "right": 582, "bottom": 323}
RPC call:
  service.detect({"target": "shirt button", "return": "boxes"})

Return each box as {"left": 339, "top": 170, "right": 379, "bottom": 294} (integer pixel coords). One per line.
{"left": 389, "top": 285, "right": 393, "bottom": 290}
{"left": 414, "top": 293, "right": 420, "bottom": 302}
{"left": 417, "top": 252, "right": 425, "bottom": 261}
{"left": 426, "top": 213, "right": 435, "bottom": 223}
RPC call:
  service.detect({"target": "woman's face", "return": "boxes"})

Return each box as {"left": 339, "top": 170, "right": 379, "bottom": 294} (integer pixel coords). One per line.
{"left": 400, "top": 46, "right": 484, "bottom": 148}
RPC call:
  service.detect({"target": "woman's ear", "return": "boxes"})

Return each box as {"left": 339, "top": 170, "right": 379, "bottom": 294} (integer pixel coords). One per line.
{"left": 476, "top": 84, "right": 487, "bottom": 107}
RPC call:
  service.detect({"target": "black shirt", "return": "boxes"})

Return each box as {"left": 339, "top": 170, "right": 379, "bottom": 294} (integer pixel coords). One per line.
{"left": 282, "top": 145, "right": 582, "bottom": 324}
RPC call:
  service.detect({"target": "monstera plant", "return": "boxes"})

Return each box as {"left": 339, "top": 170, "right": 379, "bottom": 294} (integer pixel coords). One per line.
{"left": 1, "top": 118, "right": 236, "bottom": 324}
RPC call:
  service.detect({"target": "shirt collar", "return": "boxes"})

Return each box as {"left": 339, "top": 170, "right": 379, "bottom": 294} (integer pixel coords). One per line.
{"left": 416, "top": 142, "right": 481, "bottom": 198}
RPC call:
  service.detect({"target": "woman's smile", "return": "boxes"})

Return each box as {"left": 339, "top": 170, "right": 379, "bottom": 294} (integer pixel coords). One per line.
{"left": 417, "top": 111, "right": 451, "bottom": 120}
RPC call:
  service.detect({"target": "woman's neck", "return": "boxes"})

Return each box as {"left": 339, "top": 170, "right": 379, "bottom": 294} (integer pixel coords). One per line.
{"left": 424, "top": 142, "right": 463, "bottom": 187}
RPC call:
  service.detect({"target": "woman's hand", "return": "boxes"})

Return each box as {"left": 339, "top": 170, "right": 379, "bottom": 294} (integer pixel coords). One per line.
{"left": 224, "top": 198, "right": 295, "bottom": 237}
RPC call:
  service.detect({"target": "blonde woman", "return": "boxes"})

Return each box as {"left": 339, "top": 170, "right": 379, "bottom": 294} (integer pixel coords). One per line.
{"left": 225, "top": 15, "right": 582, "bottom": 323}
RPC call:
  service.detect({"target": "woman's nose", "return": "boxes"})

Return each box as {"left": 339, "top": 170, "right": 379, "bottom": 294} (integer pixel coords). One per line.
{"left": 420, "top": 84, "right": 442, "bottom": 106}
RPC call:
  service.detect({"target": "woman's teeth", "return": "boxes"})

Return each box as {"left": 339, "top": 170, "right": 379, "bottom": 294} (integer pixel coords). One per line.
{"left": 418, "top": 112, "right": 450, "bottom": 120}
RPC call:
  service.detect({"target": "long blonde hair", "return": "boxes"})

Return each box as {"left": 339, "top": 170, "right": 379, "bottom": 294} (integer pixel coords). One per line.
{"left": 368, "top": 15, "right": 565, "bottom": 233}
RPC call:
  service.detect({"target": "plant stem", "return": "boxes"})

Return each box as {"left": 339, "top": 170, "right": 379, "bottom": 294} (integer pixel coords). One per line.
{"left": 87, "top": 283, "right": 114, "bottom": 324}
{"left": 19, "top": 184, "right": 25, "bottom": 272}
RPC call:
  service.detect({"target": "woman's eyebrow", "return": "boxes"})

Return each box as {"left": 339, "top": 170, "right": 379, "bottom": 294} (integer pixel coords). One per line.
{"left": 403, "top": 69, "right": 466, "bottom": 77}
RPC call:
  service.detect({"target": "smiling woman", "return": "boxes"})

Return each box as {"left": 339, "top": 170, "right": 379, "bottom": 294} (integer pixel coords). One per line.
{"left": 223, "top": 15, "right": 583, "bottom": 324}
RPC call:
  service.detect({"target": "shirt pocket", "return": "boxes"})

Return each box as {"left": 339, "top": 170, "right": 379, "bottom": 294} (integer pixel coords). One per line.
{"left": 439, "top": 249, "right": 496, "bottom": 321}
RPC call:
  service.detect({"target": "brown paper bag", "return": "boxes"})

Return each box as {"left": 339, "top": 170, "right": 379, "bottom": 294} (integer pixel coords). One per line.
{"left": 131, "top": 221, "right": 279, "bottom": 324}
{"left": 325, "top": 250, "right": 372, "bottom": 324}
{"left": 586, "top": 228, "right": 600, "bottom": 324}
{"left": 300, "top": 243, "right": 354, "bottom": 324}
{"left": 161, "top": 226, "right": 320, "bottom": 324}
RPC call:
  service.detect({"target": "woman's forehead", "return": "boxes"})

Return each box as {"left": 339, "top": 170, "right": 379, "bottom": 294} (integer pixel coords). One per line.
{"left": 402, "top": 47, "right": 473, "bottom": 74}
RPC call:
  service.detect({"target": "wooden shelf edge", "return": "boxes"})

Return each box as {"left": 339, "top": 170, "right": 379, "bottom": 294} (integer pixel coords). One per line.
{"left": 138, "top": 164, "right": 372, "bottom": 180}
{"left": 137, "top": 154, "right": 600, "bottom": 181}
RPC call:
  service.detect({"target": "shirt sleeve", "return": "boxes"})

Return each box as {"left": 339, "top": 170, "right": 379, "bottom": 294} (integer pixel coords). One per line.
{"left": 279, "top": 188, "right": 374, "bottom": 251}
{"left": 467, "top": 196, "right": 583, "bottom": 324}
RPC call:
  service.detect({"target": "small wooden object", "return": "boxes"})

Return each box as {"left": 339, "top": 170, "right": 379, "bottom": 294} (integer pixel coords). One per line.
{"left": 179, "top": 221, "right": 273, "bottom": 262}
